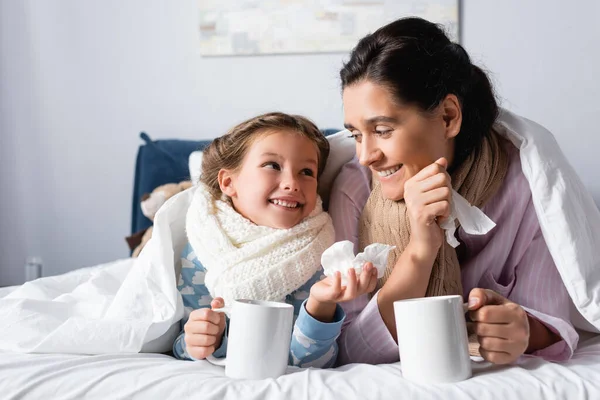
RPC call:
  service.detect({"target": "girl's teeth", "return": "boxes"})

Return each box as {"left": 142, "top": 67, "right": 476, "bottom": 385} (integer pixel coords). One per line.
{"left": 272, "top": 199, "right": 298, "bottom": 208}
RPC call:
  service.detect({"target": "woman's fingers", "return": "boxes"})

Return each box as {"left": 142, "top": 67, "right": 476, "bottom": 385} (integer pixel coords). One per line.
{"left": 478, "top": 348, "right": 513, "bottom": 365}
{"left": 473, "top": 322, "right": 513, "bottom": 339}
{"left": 417, "top": 172, "right": 451, "bottom": 193}
{"left": 477, "top": 336, "right": 512, "bottom": 353}
{"left": 417, "top": 201, "right": 451, "bottom": 225}
{"left": 411, "top": 158, "right": 448, "bottom": 183}
{"left": 421, "top": 186, "right": 452, "bottom": 206}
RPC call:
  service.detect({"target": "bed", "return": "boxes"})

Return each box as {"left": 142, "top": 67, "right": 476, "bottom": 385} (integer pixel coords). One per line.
{"left": 0, "top": 325, "right": 599, "bottom": 399}
{"left": 1, "top": 129, "right": 599, "bottom": 400}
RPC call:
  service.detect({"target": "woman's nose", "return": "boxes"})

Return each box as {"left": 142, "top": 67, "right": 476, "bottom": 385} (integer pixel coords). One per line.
{"left": 358, "top": 138, "right": 381, "bottom": 167}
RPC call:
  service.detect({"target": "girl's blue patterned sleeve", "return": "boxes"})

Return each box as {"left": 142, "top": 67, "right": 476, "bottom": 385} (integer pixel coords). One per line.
{"left": 172, "top": 243, "right": 228, "bottom": 360}
{"left": 288, "top": 270, "right": 345, "bottom": 368}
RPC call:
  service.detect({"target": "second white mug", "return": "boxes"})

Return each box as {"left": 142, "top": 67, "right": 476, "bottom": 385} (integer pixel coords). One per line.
{"left": 393, "top": 295, "right": 472, "bottom": 384}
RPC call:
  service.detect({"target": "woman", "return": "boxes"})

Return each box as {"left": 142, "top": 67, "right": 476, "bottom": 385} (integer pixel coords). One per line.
{"left": 328, "top": 17, "right": 580, "bottom": 365}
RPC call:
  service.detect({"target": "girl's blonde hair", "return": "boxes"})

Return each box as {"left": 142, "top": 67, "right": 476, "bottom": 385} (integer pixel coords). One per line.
{"left": 200, "top": 112, "right": 330, "bottom": 200}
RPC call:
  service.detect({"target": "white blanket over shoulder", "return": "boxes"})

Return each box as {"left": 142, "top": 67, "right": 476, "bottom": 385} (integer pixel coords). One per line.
{"left": 0, "top": 109, "right": 598, "bottom": 355}
{"left": 495, "top": 109, "right": 600, "bottom": 331}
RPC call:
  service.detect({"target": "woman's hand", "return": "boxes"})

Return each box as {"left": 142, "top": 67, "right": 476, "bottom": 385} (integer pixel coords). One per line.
{"left": 306, "top": 263, "right": 378, "bottom": 322}
{"left": 467, "top": 288, "right": 530, "bottom": 364}
{"left": 403, "top": 158, "right": 452, "bottom": 255}
{"left": 184, "top": 297, "right": 227, "bottom": 360}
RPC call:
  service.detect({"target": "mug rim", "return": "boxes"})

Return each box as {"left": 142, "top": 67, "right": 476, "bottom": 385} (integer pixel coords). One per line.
{"left": 393, "top": 294, "right": 462, "bottom": 305}
{"left": 234, "top": 299, "right": 294, "bottom": 309}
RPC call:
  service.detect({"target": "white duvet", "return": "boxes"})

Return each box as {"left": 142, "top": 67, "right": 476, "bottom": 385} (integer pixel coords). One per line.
{"left": 0, "top": 332, "right": 599, "bottom": 400}
{"left": 0, "top": 109, "right": 598, "bottom": 358}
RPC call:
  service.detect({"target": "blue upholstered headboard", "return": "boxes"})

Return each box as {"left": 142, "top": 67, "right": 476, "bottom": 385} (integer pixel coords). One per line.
{"left": 130, "top": 133, "right": 211, "bottom": 235}
{"left": 131, "top": 129, "right": 340, "bottom": 235}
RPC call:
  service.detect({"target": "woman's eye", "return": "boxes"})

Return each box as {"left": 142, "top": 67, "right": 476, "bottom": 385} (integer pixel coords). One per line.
{"left": 374, "top": 127, "right": 393, "bottom": 136}
{"left": 347, "top": 131, "right": 363, "bottom": 143}
{"left": 301, "top": 168, "right": 315, "bottom": 177}
{"left": 263, "top": 162, "right": 281, "bottom": 170}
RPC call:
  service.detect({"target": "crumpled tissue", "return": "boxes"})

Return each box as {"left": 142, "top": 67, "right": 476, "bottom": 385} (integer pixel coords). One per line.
{"left": 320, "top": 190, "right": 495, "bottom": 284}
{"left": 439, "top": 190, "right": 496, "bottom": 248}
{"left": 321, "top": 241, "right": 395, "bottom": 285}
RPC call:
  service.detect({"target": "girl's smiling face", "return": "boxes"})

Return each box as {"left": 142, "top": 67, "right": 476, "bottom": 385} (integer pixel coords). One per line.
{"left": 219, "top": 130, "right": 319, "bottom": 229}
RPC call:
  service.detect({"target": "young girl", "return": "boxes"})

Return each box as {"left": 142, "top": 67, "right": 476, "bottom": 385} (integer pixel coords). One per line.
{"left": 172, "top": 112, "right": 378, "bottom": 368}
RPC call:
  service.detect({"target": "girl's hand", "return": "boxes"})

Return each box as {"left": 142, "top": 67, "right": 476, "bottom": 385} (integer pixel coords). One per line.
{"left": 184, "top": 297, "right": 227, "bottom": 360}
{"left": 306, "top": 263, "right": 378, "bottom": 322}
{"left": 404, "top": 157, "right": 452, "bottom": 254}
{"left": 310, "top": 262, "right": 378, "bottom": 304}
{"left": 467, "top": 289, "right": 530, "bottom": 364}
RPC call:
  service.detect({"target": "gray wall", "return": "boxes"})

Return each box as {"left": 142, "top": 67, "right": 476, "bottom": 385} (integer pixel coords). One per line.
{"left": 1, "top": 0, "right": 599, "bottom": 285}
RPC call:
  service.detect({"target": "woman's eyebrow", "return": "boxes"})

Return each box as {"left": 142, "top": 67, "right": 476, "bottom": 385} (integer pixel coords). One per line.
{"left": 364, "top": 116, "right": 399, "bottom": 125}
{"left": 344, "top": 116, "right": 399, "bottom": 129}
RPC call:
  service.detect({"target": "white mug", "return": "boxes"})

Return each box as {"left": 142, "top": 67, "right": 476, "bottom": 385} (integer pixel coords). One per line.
{"left": 393, "top": 295, "right": 472, "bottom": 384}
{"left": 206, "top": 299, "right": 294, "bottom": 380}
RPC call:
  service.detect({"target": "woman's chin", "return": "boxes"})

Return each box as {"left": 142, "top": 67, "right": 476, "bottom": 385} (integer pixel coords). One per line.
{"left": 381, "top": 184, "right": 405, "bottom": 202}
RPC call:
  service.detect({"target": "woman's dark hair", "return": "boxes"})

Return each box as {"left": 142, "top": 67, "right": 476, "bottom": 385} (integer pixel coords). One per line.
{"left": 340, "top": 17, "right": 498, "bottom": 168}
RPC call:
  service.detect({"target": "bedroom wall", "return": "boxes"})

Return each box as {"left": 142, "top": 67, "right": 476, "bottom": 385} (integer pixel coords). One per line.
{"left": 0, "top": 0, "right": 599, "bottom": 285}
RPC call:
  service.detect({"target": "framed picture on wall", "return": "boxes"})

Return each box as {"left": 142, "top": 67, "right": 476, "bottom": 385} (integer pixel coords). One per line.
{"left": 198, "top": 0, "right": 460, "bottom": 56}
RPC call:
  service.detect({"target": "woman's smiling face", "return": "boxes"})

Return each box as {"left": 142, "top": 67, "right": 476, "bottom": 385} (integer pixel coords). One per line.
{"left": 343, "top": 80, "right": 456, "bottom": 201}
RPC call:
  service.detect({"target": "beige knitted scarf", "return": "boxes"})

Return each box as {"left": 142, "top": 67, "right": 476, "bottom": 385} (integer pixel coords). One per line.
{"left": 358, "top": 131, "right": 509, "bottom": 355}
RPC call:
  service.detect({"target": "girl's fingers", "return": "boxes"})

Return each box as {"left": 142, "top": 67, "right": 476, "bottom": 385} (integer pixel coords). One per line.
{"left": 189, "top": 308, "right": 221, "bottom": 325}
{"left": 185, "top": 320, "right": 220, "bottom": 335}
{"left": 211, "top": 297, "right": 225, "bottom": 309}
{"left": 357, "top": 262, "right": 373, "bottom": 289}
{"left": 367, "top": 269, "right": 378, "bottom": 293}
{"left": 186, "top": 332, "right": 218, "bottom": 347}
{"left": 332, "top": 271, "right": 342, "bottom": 292}
{"left": 188, "top": 345, "right": 216, "bottom": 360}
{"left": 344, "top": 268, "right": 358, "bottom": 299}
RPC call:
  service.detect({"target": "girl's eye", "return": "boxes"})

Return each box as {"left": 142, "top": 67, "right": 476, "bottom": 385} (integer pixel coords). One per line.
{"left": 301, "top": 168, "right": 315, "bottom": 177}
{"left": 347, "top": 131, "right": 363, "bottom": 143}
{"left": 263, "top": 162, "right": 281, "bottom": 170}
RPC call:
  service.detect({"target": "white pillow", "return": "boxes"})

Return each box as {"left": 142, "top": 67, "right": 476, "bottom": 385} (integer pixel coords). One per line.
{"left": 318, "top": 129, "right": 356, "bottom": 207}
{"left": 187, "top": 130, "right": 356, "bottom": 207}
{"left": 188, "top": 151, "right": 203, "bottom": 185}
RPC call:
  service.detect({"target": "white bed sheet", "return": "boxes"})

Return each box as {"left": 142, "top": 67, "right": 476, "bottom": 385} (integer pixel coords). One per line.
{"left": 0, "top": 334, "right": 598, "bottom": 400}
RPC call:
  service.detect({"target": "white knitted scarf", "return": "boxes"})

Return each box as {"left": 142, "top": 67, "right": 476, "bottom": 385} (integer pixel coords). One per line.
{"left": 186, "top": 184, "right": 335, "bottom": 306}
